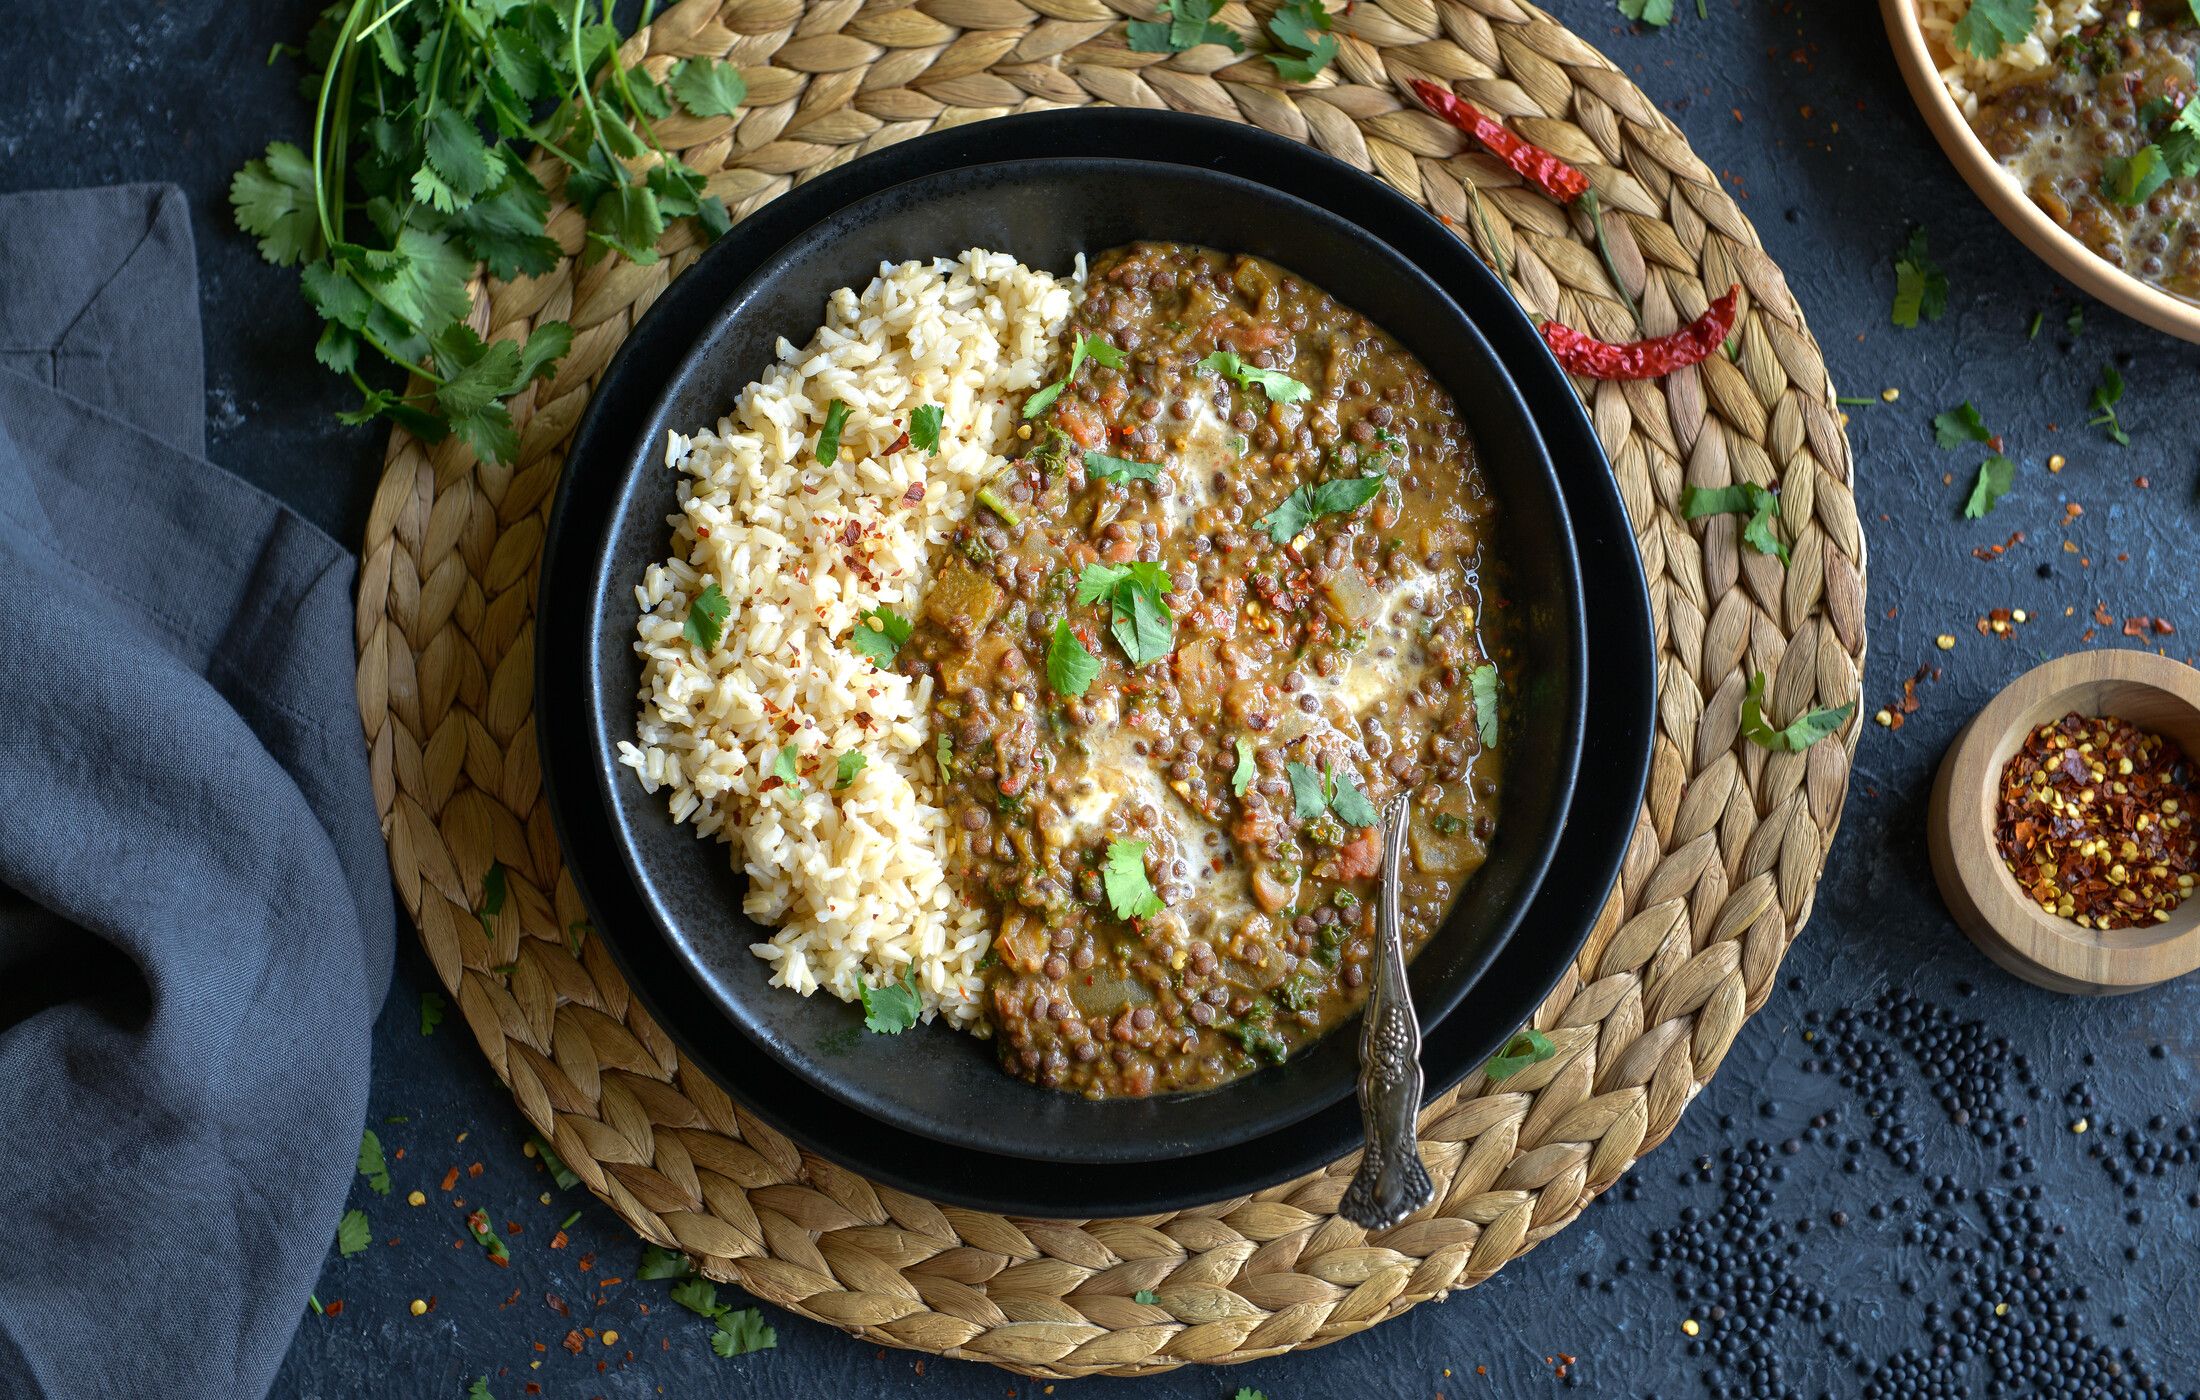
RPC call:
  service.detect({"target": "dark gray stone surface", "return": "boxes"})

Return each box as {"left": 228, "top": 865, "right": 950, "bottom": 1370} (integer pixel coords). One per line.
{"left": 7, "top": 1, "right": 2199, "bottom": 1396}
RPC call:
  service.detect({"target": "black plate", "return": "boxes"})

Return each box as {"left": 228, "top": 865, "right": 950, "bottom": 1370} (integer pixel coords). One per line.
{"left": 573, "top": 156, "right": 1586, "bottom": 1162}
{"left": 538, "top": 110, "right": 1655, "bottom": 1214}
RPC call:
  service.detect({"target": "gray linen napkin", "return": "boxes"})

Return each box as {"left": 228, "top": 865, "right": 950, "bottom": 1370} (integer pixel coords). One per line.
{"left": 0, "top": 185, "right": 394, "bottom": 1399}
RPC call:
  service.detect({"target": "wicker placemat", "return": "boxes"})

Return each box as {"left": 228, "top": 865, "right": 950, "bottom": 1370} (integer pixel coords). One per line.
{"left": 352, "top": 0, "right": 1868, "bottom": 1376}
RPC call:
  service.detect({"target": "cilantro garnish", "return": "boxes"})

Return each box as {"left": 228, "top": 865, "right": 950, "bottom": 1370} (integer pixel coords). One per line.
{"left": 532, "top": 1136, "right": 580, "bottom": 1190}
{"left": 1198, "top": 349, "right": 1312, "bottom": 404}
{"left": 419, "top": 989, "right": 446, "bottom": 1036}
{"left": 670, "top": 57, "right": 748, "bottom": 116}
{"left": 1232, "top": 737, "right": 1257, "bottom": 797}
{"left": 711, "top": 1308, "right": 778, "bottom": 1358}
{"left": 909, "top": 404, "right": 944, "bottom": 455}
{"left": 1254, "top": 474, "right": 1386, "bottom": 545}
{"left": 848, "top": 606, "right": 912, "bottom": 667}
{"left": 1618, "top": 0, "right": 1675, "bottom": 24}
{"left": 1266, "top": 0, "right": 1338, "bottom": 81}
{"left": 936, "top": 733, "right": 954, "bottom": 783}
{"left": 816, "top": 399, "right": 851, "bottom": 466}
{"left": 1952, "top": 0, "right": 2035, "bottom": 59}
{"left": 638, "top": 1245, "right": 695, "bottom": 1280}
{"left": 834, "top": 751, "right": 867, "bottom": 789}
{"left": 1285, "top": 760, "right": 1379, "bottom": 828}
{"left": 1484, "top": 1026, "right": 1556, "bottom": 1082}
{"left": 232, "top": 4, "right": 743, "bottom": 455}
{"left": 1127, "top": 0, "right": 1246, "bottom": 53}
{"left": 1680, "top": 482, "right": 1788, "bottom": 565}
{"left": 468, "top": 1379, "right": 495, "bottom": 1400}
{"left": 1891, "top": 227, "right": 1949, "bottom": 328}
{"left": 1104, "top": 838, "right": 1166, "bottom": 919}
{"left": 1931, "top": 401, "right": 1993, "bottom": 449}
{"left": 465, "top": 1207, "right": 510, "bottom": 1263}
{"left": 2087, "top": 364, "right": 2131, "bottom": 446}
{"left": 1026, "top": 332, "right": 1126, "bottom": 419}
{"left": 335, "top": 1208, "right": 372, "bottom": 1258}
{"left": 860, "top": 972, "right": 923, "bottom": 1034}
{"left": 357, "top": 1129, "right": 392, "bottom": 1197}
{"left": 1048, "top": 619, "right": 1102, "bottom": 697}
{"left": 768, "top": 743, "right": 802, "bottom": 798}
{"left": 1084, "top": 450, "right": 1162, "bottom": 484}
{"left": 1470, "top": 664, "right": 1501, "bottom": 749}
{"left": 1076, "top": 562, "right": 1176, "bottom": 666}
{"left": 684, "top": 583, "right": 731, "bottom": 652}
{"left": 1740, "top": 672, "right": 1856, "bottom": 752}
{"left": 2102, "top": 146, "right": 2172, "bottom": 207}
{"left": 1964, "top": 455, "right": 2016, "bottom": 520}
{"left": 1134, "top": 1289, "right": 1161, "bottom": 1305}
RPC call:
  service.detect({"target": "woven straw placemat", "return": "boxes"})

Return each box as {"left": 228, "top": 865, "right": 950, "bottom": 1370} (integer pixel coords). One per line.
{"left": 352, "top": 0, "right": 1867, "bottom": 1375}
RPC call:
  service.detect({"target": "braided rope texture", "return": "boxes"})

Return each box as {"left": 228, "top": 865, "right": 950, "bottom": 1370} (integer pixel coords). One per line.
{"left": 352, "top": 0, "right": 1868, "bottom": 1375}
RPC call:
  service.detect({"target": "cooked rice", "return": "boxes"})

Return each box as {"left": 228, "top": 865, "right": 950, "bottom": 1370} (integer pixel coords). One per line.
{"left": 618, "top": 249, "right": 1079, "bottom": 1028}
{"left": 1918, "top": 0, "right": 2104, "bottom": 119}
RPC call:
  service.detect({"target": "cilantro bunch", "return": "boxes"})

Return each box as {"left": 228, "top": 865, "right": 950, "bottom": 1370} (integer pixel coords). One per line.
{"left": 232, "top": 0, "right": 747, "bottom": 461}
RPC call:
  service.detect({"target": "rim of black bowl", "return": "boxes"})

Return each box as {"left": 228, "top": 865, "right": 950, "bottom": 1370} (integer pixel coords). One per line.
{"left": 537, "top": 109, "right": 1656, "bottom": 1215}
{"left": 575, "top": 155, "right": 1584, "bottom": 1163}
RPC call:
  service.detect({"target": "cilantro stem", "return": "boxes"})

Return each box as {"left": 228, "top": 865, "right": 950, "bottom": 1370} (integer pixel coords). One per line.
{"left": 354, "top": 0, "right": 420, "bottom": 47}
{"left": 311, "top": 0, "right": 374, "bottom": 255}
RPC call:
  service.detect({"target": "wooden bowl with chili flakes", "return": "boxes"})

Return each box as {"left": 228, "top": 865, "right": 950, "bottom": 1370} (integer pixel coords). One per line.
{"left": 1929, "top": 649, "right": 2200, "bottom": 994}
{"left": 1881, "top": 0, "right": 2200, "bottom": 344}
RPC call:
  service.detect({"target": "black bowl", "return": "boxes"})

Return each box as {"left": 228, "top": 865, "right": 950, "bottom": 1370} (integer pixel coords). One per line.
{"left": 540, "top": 110, "right": 1653, "bottom": 1211}
{"left": 568, "top": 155, "right": 1586, "bottom": 1163}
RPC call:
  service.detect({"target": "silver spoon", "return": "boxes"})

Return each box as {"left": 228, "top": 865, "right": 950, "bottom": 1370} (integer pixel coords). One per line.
{"left": 1339, "top": 791, "right": 1434, "bottom": 1231}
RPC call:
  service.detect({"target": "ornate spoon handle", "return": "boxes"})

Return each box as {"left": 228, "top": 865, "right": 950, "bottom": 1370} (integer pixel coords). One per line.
{"left": 1339, "top": 791, "right": 1434, "bottom": 1231}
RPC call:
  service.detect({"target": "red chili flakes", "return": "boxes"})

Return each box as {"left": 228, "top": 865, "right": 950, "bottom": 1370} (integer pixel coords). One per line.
{"left": 550, "top": 1230, "right": 570, "bottom": 1250}
{"left": 578, "top": 1252, "right": 596, "bottom": 1272}
{"left": 468, "top": 1162, "right": 484, "bottom": 1179}
{"left": 546, "top": 1293, "right": 570, "bottom": 1318}
{"left": 1972, "top": 529, "right": 2026, "bottom": 562}
{"left": 2157, "top": 618, "right": 2178, "bottom": 636}
{"left": 902, "top": 481, "right": 926, "bottom": 507}
{"left": 2125, "top": 617, "right": 2151, "bottom": 637}
{"left": 2094, "top": 604, "right": 2116, "bottom": 627}
{"left": 1995, "top": 713, "right": 2199, "bottom": 929}
{"left": 563, "top": 1330, "right": 586, "bottom": 1355}
{"left": 324, "top": 1300, "right": 344, "bottom": 1317}
{"left": 2135, "top": 476, "right": 2151, "bottom": 488}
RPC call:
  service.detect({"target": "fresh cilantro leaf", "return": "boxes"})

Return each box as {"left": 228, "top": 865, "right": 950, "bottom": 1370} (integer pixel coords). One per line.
{"left": 1048, "top": 619, "right": 1102, "bottom": 697}
{"left": 909, "top": 403, "right": 944, "bottom": 454}
{"left": 1328, "top": 771, "right": 1380, "bottom": 828}
{"left": 859, "top": 972, "right": 923, "bottom": 1033}
{"left": 1484, "top": 1026, "right": 1556, "bottom": 1081}
{"left": 1024, "top": 379, "right": 1067, "bottom": 419}
{"left": 448, "top": 165, "right": 561, "bottom": 281}
{"left": 2102, "top": 144, "right": 2173, "bottom": 206}
{"left": 1680, "top": 482, "right": 1788, "bottom": 565}
{"left": 1932, "top": 401, "right": 1993, "bottom": 448}
{"left": 586, "top": 178, "right": 664, "bottom": 265}
{"left": 834, "top": 751, "right": 867, "bottom": 789}
{"left": 817, "top": 399, "right": 851, "bottom": 465}
{"left": 2160, "top": 97, "right": 2200, "bottom": 175}
{"left": 420, "top": 989, "right": 446, "bottom": 1036}
{"left": 1071, "top": 332, "right": 1126, "bottom": 374}
{"left": 670, "top": 1276, "right": 722, "bottom": 1318}
{"left": 711, "top": 1308, "right": 778, "bottom": 1357}
{"left": 1234, "top": 1390, "right": 1269, "bottom": 1400}
{"left": 671, "top": 58, "right": 748, "bottom": 116}
{"left": 1134, "top": 1289, "right": 1161, "bottom": 1305}
{"left": 1619, "top": 0, "right": 1675, "bottom": 23}
{"left": 232, "top": 142, "right": 322, "bottom": 265}
{"left": 362, "top": 226, "right": 475, "bottom": 339}
{"left": 1267, "top": 0, "right": 1339, "bottom": 81}
{"left": 1470, "top": 664, "right": 1500, "bottom": 749}
{"left": 684, "top": 583, "right": 731, "bottom": 652}
{"left": 2068, "top": 305, "right": 2086, "bottom": 337}
{"left": 638, "top": 1245, "right": 696, "bottom": 1280}
{"left": 1286, "top": 761, "right": 1330, "bottom": 821}
{"left": 1964, "top": 454, "right": 2016, "bottom": 519}
{"left": 1891, "top": 227, "right": 1949, "bottom": 328}
{"left": 769, "top": 742, "right": 802, "bottom": 796}
{"left": 1740, "top": 672, "right": 1857, "bottom": 752}
{"left": 1233, "top": 737, "right": 1257, "bottom": 797}
{"left": 1255, "top": 474, "right": 1386, "bottom": 545}
{"left": 529, "top": 1135, "right": 579, "bottom": 1190}
{"left": 2088, "top": 364, "right": 2131, "bottom": 446}
{"left": 468, "top": 1380, "right": 495, "bottom": 1400}
{"left": 1084, "top": 450, "right": 1161, "bottom": 483}
{"left": 1076, "top": 562, "right": 1129, "bottom": 606}
{"left": 423, "top": 107, "right": 497, "bottom": 205}
{"left": 848, "top": 606, "right": 911, "bottom": 667}
{"left": 1104, "top": 839, "right": 1167, "bottom": 919}
{"left": 1952, "top": 0, "right": 2035, "bottom": 59}
{"left": 336, "top": 1208, "right": 372, "bottom": 1258}
{"left": 1199, "top": 349, "right": 1312, "bottom": 403}
{"left": 936, "top": 733, "right": 954, "bottom": 783}
{"left": 1128, "top": 0, "right": 1246, "bottom": 50}
{"left": 481, "top": 861, "right": 506, "bottom": 919}
{"left": 358, "top": 1130, "right": 392, "bottom": 1196}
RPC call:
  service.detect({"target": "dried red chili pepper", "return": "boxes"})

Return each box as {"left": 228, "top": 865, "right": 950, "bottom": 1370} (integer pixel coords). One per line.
{"left": 1539, "top": 286, "right": 1740, "bottom": 381}
{"left": 1410, "top": 79, "right": 1591, "bottom": 203}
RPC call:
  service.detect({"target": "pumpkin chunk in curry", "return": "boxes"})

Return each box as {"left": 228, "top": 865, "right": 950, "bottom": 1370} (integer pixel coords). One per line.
{"left": 900, "top": 243, "right": 1507, "bottom": 1098}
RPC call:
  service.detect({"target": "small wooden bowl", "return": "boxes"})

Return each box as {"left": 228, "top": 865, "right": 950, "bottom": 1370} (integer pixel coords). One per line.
{"left": 1929, "top": 649, "right": 2200, "bottom": 994}
{"left": 1881, "top": 0, "right": 2200, "bottom": 344}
